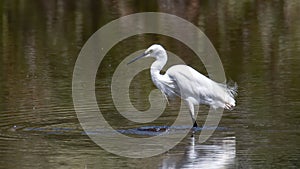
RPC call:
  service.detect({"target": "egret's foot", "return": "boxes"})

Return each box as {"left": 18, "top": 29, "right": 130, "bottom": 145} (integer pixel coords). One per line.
{"left": 193, "top": 121, "right": 198, "bottom": 128}
{"left": 190, "top": 122, "right": 198, "bottom": 137}
{"left": 191, "top": 130, "right": 195, "bottom": 137}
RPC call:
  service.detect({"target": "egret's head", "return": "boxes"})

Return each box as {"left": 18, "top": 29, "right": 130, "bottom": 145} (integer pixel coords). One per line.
{"left": 144, "top": 44, "right": 166, "bottom": 58}
{"left": 127, "top": 44, "right": 166, "bottom": 64}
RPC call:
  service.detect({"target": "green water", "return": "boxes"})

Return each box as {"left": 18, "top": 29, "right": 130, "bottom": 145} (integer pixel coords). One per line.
{"left": 0, "top": 1, "right": 299, "bottom": 168}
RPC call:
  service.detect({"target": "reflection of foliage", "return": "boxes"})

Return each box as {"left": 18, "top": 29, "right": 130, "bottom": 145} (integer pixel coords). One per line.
{"left": 1, "top": 1, "right": 299, "bottom": 111}
{"left": 1, "top": 0, "right": 299, "bottom": 126}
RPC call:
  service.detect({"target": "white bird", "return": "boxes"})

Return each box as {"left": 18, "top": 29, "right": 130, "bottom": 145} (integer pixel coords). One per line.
{"left": 128, "top": 44, "right": 237, "bottom": 128}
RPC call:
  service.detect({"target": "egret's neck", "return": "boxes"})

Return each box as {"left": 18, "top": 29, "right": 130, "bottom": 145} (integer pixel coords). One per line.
{"left": 150, "top": 55, "right": 167, "bottom": 76}
{"left": 150, "top": 51, "right": 168, "bottom": 90}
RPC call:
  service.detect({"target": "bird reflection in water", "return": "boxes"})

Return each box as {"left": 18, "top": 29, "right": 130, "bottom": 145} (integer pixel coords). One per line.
{"left": 160, "top": 136, "right": 236, "bottom": 169}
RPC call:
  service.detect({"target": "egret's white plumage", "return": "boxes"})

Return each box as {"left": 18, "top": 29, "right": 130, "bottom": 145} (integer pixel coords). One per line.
{"left": 128, "top": 44, "right": 237, "bottom": 127}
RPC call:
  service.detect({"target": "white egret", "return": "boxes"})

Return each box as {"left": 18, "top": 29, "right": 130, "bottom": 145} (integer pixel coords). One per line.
{"left": 128, "top": 44, "right": 237, "bottom": 128}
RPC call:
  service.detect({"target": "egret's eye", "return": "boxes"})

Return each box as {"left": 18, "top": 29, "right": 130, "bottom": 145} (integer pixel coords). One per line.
{"left": 149, "top": 49, "right": 153, "bottom": 53}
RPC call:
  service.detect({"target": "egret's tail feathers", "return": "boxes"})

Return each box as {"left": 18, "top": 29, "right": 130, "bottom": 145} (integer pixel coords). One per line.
{"left": 227, "top": 81, "right": 238, "bottom": 98}
{"left": 219, "top": 81, "right": 238, "bottom": 110}
{"left": 225, "top": 102, "right": 234, "bottom": 110}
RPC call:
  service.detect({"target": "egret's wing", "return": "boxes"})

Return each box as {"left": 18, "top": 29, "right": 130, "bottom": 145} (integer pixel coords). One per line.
{"left": 166, "top": 65, "right": 213, "bottom": 95}
{"left": 166, "top": 65, "right": 237, "bottom": 109}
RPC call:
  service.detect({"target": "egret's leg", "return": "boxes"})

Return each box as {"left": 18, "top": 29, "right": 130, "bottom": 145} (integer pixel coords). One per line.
{"left": 186, "top": 101, "right": 198, "bottom": 128}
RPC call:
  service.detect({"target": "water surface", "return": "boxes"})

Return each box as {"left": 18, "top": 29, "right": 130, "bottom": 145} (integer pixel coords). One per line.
{"left": 0, "top": 1, "right": 299, "bottom": 168}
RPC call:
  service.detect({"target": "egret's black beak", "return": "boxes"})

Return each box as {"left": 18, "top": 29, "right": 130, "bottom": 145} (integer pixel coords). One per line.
{"left": 127, "top": 53, "right": 147, "bottom": 65}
